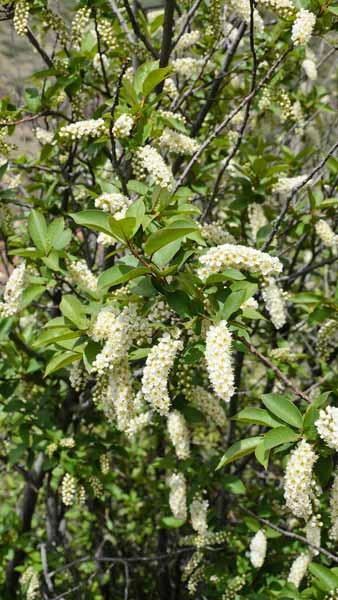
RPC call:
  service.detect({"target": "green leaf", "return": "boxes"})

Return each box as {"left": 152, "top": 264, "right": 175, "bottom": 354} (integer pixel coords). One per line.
{"left": 262, "top": 394, "right": 303, "bottom": 430}
{"left": 142, "top": 66, "right": 173, "bottom": 96}
{"left": 25, "top": 87, "right": 41, "bottom": 112}
{"left": 223, "top": 475, "right": 246, "bottom": 495}
{"left": 126, "top": 199, "right": 146, "bottom": 235}
{"left": 59, "top": 295, "right": 88, "bottom": 330}
{"left": 33, "top": 328, "right": 80, "bottom": 349}
{"left": 21, "top": 284, "right": 45, "bottom": 308}
{"left": 45, "top": 351, "right": 81, "bottom": 376}
{"left": 263, "top": 426, "right": 300, "bottom": 450}
{"left": 309, "top": 563, "right": 338, "bottom": 591}
{"left": 217, "top": 436, "right": 262, "bottom": 469}
{"left": 70, "top": 210, "right": 113, "bottom": 236}
{"left": 127, "top": 180, "right": 148, "bottom": 195}
{"left": 152, "top": 239, "right": 181, "bottom": 267}
{"left": 109, "top": 217, "right": 137, "bottom": 242}
{"left": 303, "top": 404, "right": 320, "bottom": 438}
{"left": 28, "top": 210, "right": 49, "bottom": 253}
{"left": 161, "top": 516, "right": 185, "bottom": 528}
{"left": 218, "top": 289, "right": 247, "bottom": 320}
{"left": 98, "top": 265, "right": 149, "bottom": 289}
{"left": 328, "top": 6, "right": 338, "bottom": 15}
{"left": 48, "top": 217, "right": 64, "bottom": 246}
{"left": 144, "top": 226, "right": 196, "bottom": 256}
{"left": 255, "top": 441, "right": 270, "bottom": 469}
{"left": 234, "top": 407, "right": 281, "bottom": 428}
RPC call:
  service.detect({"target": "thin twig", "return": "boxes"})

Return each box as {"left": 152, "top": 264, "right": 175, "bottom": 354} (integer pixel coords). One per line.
{"left": 241, "top": 507, "right": 338, "bottom": 564}
{"left": 122, "top": 0, "right": 158, "bottom": 58}
{"left": 262, "top": 140, "right": 338, "bottom": 251}
{"left": 238, "top": 337, "right": 312, "bottom": 403}
{"left": 173, "top": 47, "right": 291, "bottom": 191}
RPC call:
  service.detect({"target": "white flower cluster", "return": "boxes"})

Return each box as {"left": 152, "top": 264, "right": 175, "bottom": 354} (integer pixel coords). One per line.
{"left": 227, "top": 0, "right": 264, "bottom": 32}
{"left": 287, "top": 553, "right": 311, "bottom": 588}
{"left": 125, "top": 409, "right": 153, "bottom": 438}
{"left": 248, "top": 204, "right": 267, "bottom": 240}
{"left": 158, "top": 109, "right": 186, "bottom": 124}
{"left": 72, "top": 7, "right": 91, "bottom": 48}
{"left": 97, "top": 17, "right": 118, "bottom": 51}
{"left": 69, "top": 362, "right": 87, "bottom": 392}
{"left": 198, "top": 243, "right": 282, "bottom": 280}
{"left": 108, "top": 358, "right": 135, "bottom": 431}
{"left": 306, "top": 515, "right": 321, "bottom": 556}
{"left": 317, "top": 320, "right": 338, "bottom": 360}
{"left": 190, "top": 493, "right": 208, "bottom": 535}
{"left": 68, "top": 260, "right": 98, "bottom": 293}
{"left": 190, "top": 386, "right": 227, "bottom": 427}
{"left": 167, "top": 410, "right": 191, "bottom": 459}
{"left": 172, "top": 57, "right": 204, "bottom": 78}
{"left": 0, "top": 262, "right": 26, "bottom": 317}
{"left": 61, "top": 473, "right": 76, "bottom": 506}
{"left": 302, "top": 58, "right": 317, "bottom": 81}
{"left": 94, "top": 192, "right": 131, "bottom": 219}
{"left": 284, "top": 440, "right": 318, "bottom": 519}
{"left": 92, "top": 305, "right": 137, "bottom": 375}
{"left": 262, "top": 278, "right": 287, "bottom": 329}
{"left": 315, "top": 220, "right": 337, "bottom": 250}
{"left": 199, "top": 222, "right": 232, "bottom": 246}
{"left": 113, "top": 114, "right": 134, "bottom": 138}
{"left": 142, "top": 333, "right": 183, "bottom": 415}
{"left": 36, "top": 127, "right": 54, "bottom": 145}
{"left": 158, "top": 128, "right": 199, "bottom": 156}
{"left": 278, "top": 90, "right": 293, "bottom": 122}
{"left": 291, "top": 10, "right": 316, "bottom": 46}
{"left": 168, "top": 472, "right": 187, "bottom": 520}
{"left": 163, "top": 78, "right": 178, "bottom": 97}
{"left": 257, "top": 0, "right": 295, "bottom": 18}
{"left": 59, "top": 118, "right": 107, "bottom": 141}
{"left": 176, "top": 30, "right": 200, "bottom": 51}
{"left": 93, "top": 52, "right": 109, "bottom": 73}
{"left": 330, "top": 473, "right": 338, "bottom": 541}
{"left": 205, "top": 321, "right": 234, "bottom": 403}
{"left": 14, "top": 0, "right": 29, "bottom": 36}
{"left": 249, "top": 530, "right": 267, "bottom": 568}
{"left": 60, "top": 437, "right": 75, "bottom": 449}
{"left": 242, "top": 297, "right": 259, "bottom": 311}
{"left": 315, "top": 406, "right": 338, "bottom": 450}
{"left": 134, "top": 145, "right": 172, "bottom": 189}
{"left": 21, "top": 567, "right": 39, "bottom": 600}
{"left": 272, "top": 174, "right": 309, "bottom": 194}
{"left": 91, "top": 309, "right": 117, "bottom": 342}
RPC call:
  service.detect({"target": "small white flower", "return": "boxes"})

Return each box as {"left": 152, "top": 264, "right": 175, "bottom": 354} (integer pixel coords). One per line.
{"left": 250, "top": 530, "right": 267, "bottom": 568}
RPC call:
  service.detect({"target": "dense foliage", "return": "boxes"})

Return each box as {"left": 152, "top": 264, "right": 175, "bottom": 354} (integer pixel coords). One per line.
{"left": 0, "top": 0, "right": 337, "bottom": 598}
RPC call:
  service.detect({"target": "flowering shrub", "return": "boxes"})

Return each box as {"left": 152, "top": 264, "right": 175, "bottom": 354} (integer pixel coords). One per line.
{"left": 0, "top": 0, "right": 337, "bottom": 598}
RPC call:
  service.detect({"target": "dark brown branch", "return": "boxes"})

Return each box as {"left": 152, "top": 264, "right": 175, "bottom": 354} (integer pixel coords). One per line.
{"left": 6, "top": 454, "right": 45, "bottom": 596}
{"left": 262, "top": 140, "right": 338, "bottom": 251}
{"left": 241, "top": 507, "right": 338, "bottom": 564}
{"left": 238, "top": 337, "right": 312, "bottom": 403}
{"left": 156, "top": 0, "right": 175, "bottom": 94}
{"left": 26, "top": 28, "right": 53, "bottom": 68}
{"left": 122, "top": 0, "right": 158, "bottom": 59}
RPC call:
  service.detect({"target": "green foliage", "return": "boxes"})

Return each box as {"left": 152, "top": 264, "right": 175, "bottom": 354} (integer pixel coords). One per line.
{"left": 0, "top": 0, "right": 337, "bottom": 598}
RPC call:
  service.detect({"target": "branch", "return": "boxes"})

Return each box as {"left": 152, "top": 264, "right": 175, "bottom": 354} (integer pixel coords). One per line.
{"left": 241, "top": 507, "right": 338, "bottom": 564}
{"left": 6, "top": 454, "right": 45, "bottom": 595}
{"left": 173, "top": 47, "right": 291, "bottom": 191}
{"left": 26, "top": 28, "right": 53, "bottom": 68}
{"left": 122, "top": 0, "right": 158, "bottom": 59}
{"left": 156, "top": 0, "right": 176, "bottom": 94}
{"left": 238, "top": 337, "right": 312, "bottom": 403}
{"left": 262, "top": 140, "right": 338, "bottom": 251}
{"left": 190, "top": 22, "right": 247, "bottom": 137}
